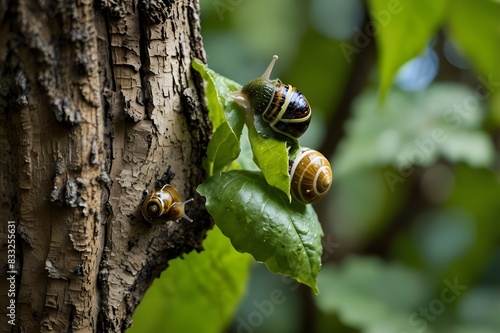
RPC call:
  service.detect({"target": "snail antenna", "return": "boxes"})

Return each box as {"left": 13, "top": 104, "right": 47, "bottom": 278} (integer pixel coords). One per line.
{"left": 261, "top": 55, "right": 279, "bottom": 80}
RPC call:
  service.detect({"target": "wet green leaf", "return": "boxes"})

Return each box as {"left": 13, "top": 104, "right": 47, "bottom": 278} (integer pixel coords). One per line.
{"left": 197, "top": 170, "right": 323, "bottom": 294}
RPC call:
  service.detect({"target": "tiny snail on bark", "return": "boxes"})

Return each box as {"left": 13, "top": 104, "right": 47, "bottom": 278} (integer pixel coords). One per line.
{"left": 229, "top": 55, "right": 312, "bottom": 140}
{"left": 289, "top": 148, "right": 333, "bottom": 205}
{"left": 141, "top": 184, "right": 194, "bottom": 224}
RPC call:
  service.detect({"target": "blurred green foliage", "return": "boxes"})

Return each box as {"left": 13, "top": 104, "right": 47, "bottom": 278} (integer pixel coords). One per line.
{"left": 129, "top": 0, "right": 500, "bottom": 332}
{"left": 128, "top": 226, "right": 252, "bottom": 333}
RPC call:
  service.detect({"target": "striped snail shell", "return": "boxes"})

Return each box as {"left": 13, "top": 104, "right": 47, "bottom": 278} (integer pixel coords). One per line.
{"left": 142, "top": 184, "right": 194, "bottom": 224}
{"left": 229, "top": 55, "right": 311, "bottom": 140}
{"left": 290, "top": 148, "right": 333, "bottom": 205}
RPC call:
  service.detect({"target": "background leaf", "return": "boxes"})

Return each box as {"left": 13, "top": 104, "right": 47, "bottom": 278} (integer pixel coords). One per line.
{"left": 446, "top": 0, "right": 500, "bottom": 123}
{"left": 334, "top": 83, "right": 495, "bottom": 177}
{"left": 198, "top": 170, "right": 324, "bottom": 294}
{"left": 446, "top": 0, "right": 500, "bottom": 91}
{"left": 367, "top": 0, "right": 449, "bottom": 98}
{"left": 316, "top": 256, "right": 433, "bottom": 333}
{"left": 129, "top": 226, "right": 252, "bottom": 333}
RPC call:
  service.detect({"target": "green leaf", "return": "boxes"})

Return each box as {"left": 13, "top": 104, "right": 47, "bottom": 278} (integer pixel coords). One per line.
{"left": 197, "top": 170, "right": 324, "bottom": 294}
{"left": 367, "top": 0, "right": 448, "bottom": 99}
{"left": 447, "top": 0, "right": 500, "bottom": 124}
{"left": 192, "top": 59, "right": 242, "bottom": 131}
{"left": 447, "top": 0, "right": 500, "bottom": 91}
{"left": 316, "top": 256, "right": 433, "bottom": 333}
{"left": 225, "top": 102, "right": 246, "bottom": 139}
{"left": 192, "top": 59, "right": 224, "bottom": 131}
{"left": 248, "top": 123, "right": 291, "bottom": 200}
{"left": 235, "top": 126, "right": 260, "bottom": 171}
{"left": 128, "top": 226, "right": 252, "bottom": 333}
{"left": 334, "top": 84, "right": 495, "bottom": 178}
{"left": 192, "top": 60, "right": 246, "bottom": 175}
{"left": 203, "top": 122, "right": 241, "bottom": 176}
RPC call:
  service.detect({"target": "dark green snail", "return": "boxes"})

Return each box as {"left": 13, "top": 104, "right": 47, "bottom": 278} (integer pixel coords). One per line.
{"left": 289, "top": 148, "right": 333, "bottom": 204}
{"left": 229, "top": 55, "right": 312, "bottom": 140}
{"left": 142, "top": 185, "right": 193, "bottom": 224}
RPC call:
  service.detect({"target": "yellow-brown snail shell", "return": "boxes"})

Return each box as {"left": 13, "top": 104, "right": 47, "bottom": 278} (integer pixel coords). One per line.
{"left": 290, "top": 148, "right": 333, "bottom": 204}
{"left": 142, "top": 185, "right": 193, "bottom": 224}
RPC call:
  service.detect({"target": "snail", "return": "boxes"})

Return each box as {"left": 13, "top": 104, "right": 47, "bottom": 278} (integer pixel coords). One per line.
{"left": 289, "top": 148, "right": 333, "bottom": 205}
{"left": 141, "top": 185, "right": 194, "bottom": 224}
{"left": 229, "top": 55, "right": 311, "bottom": 140}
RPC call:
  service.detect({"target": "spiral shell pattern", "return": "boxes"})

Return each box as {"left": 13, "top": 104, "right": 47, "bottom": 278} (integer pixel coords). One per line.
{"left": 290, "top": 148, "right": 332, "bottom": 204}
{"left": 141, "top": 185, "right": 193, "bottom": 224}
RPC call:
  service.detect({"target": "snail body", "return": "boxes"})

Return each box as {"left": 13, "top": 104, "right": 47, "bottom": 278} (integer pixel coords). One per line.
{"left": 142, "top": 184, "right": 193, "bottom": 224}
{"left": 290, "top": 148, "right": 333, "bottom": 205}
{"left": 229, "top": 55, "right": 311, "bottom": 140}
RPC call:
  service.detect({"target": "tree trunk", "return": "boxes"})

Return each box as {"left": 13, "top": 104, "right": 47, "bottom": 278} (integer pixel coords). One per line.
{"left": 0, "top": 0, "right": 211, "bottom": 331}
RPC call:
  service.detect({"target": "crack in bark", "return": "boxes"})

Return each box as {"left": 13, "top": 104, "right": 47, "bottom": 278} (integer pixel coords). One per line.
{"left": 138, "top": 2, "right": 154, "bottom": 121}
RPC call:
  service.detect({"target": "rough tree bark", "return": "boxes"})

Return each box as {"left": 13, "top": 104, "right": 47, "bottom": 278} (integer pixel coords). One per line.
{"left": 0, "top": 0, "right": 211, "bottom": 331}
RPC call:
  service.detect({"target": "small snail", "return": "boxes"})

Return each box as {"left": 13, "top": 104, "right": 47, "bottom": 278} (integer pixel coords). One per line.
{"left": 142, "top": 185, "right": 194, "bottom": 224}
{"left": 229, "top": 55, "right": 311, "bottom": 140}
{"left": 290, "top": 148, "right": 333, "bottom": 205}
